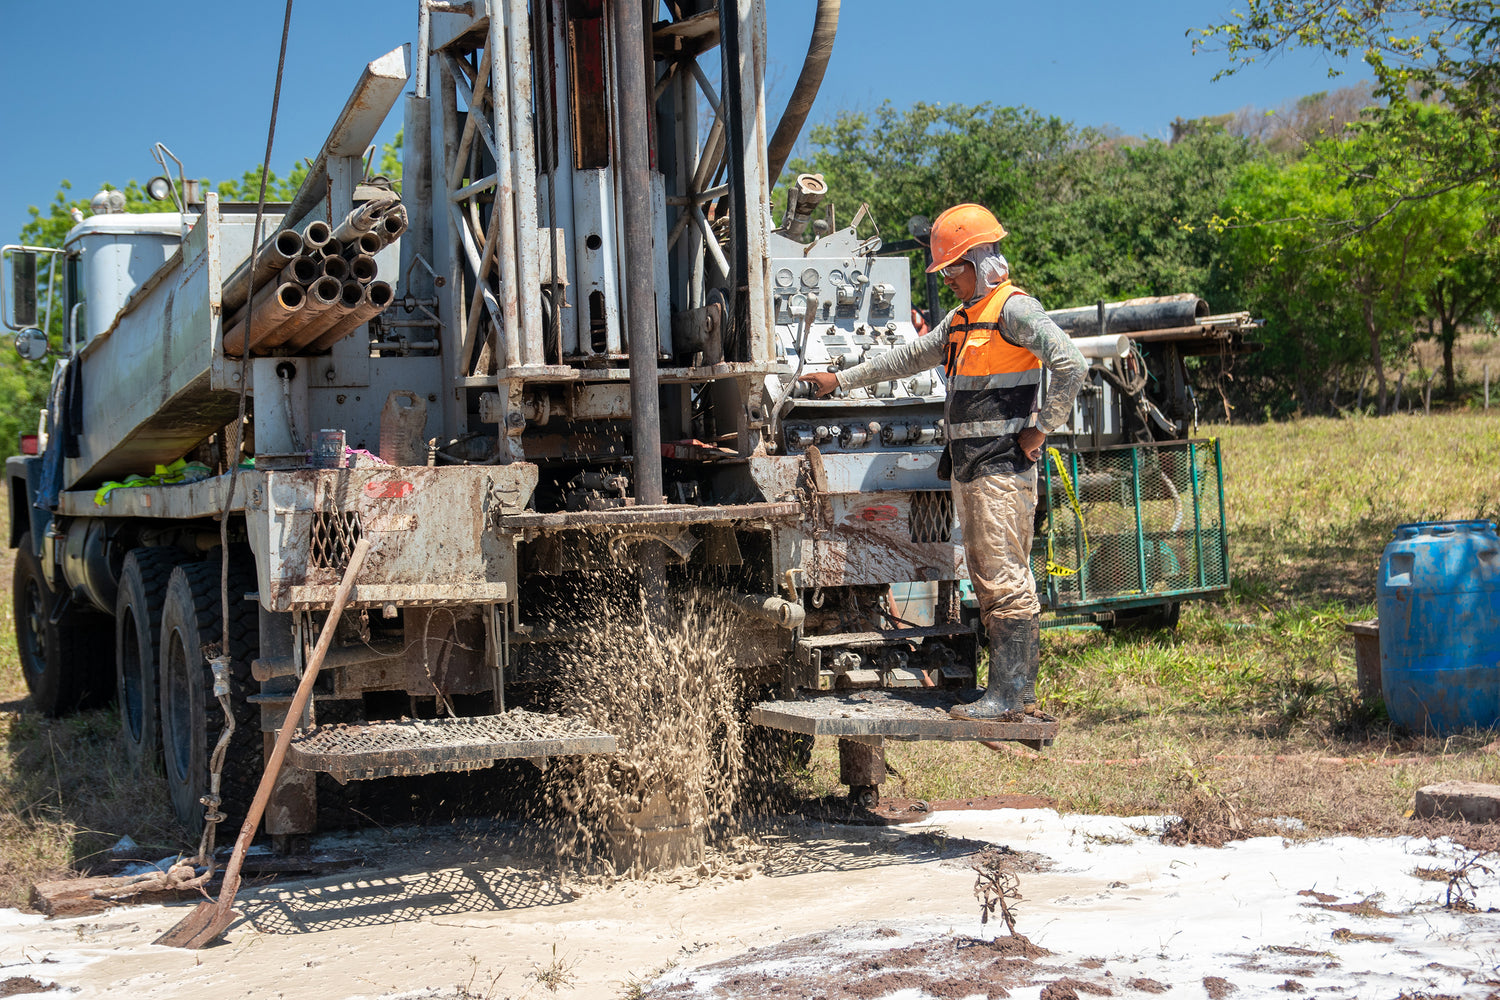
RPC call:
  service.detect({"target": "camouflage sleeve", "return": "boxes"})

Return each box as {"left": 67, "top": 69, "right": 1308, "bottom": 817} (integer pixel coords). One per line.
{"left": 835, "top": 315, "right": 951, "bottom": 392}
{"left": 1000, "top": 294, "right": 1089, "bottom": 434}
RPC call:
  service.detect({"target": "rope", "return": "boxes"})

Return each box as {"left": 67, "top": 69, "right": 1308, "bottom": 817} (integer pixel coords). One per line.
{"left": 1044, "top": 447, "right": 1090, "bottom": 578}
{"left": 197, "top": 0, "right": 296, "bottom": 873}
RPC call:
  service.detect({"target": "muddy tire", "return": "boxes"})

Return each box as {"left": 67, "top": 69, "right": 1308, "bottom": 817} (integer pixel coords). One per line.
{"left": 114, "top": 547, "right": 190, "bottom": 770}
{"left": 158, "top": 560, "right": 260, "bottom": 837}
{"left": 12, "top": 532, "right": 114, "bottom": 716}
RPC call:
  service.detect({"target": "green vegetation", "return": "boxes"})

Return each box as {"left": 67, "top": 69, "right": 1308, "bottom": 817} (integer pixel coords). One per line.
{"left": 3, "top": 411, "right": 1495, "bottom": 907}
{"left": 802, "top": 410, "right": 1500, "bottom": 836}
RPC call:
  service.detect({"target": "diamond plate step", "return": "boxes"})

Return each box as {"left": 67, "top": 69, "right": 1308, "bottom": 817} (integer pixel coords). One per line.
{"left": 749, "top": 689, "right": 1059, "bottom": 743}
{"left": 286, "top": 710, "right": 618, "bottom": 782}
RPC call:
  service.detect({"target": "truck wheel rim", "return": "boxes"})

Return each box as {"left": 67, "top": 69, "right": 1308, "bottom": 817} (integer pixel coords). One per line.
{"left": 120, "top": 613, "right": 145, "bottom": 742}
{"left": 22, "top": 579, "right": 47, "bottom": 679}
{"left": 163, "top": 628, "right": 192, "bottom": 784}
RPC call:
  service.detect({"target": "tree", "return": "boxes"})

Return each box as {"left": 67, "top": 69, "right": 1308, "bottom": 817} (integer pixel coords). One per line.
{"left": 1196, "top": 1, "right": 1500, "bottom": 216}
{"left": 779, "top": 102, "right": 1086, "bottom": 311}
{"left": 1217, "top": 115, "right": 1487, "bottom": 415}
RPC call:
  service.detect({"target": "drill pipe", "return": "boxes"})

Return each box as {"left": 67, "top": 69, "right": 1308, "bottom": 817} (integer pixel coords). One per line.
{"left": 320, "top": 255, "right": 350, "bottom": 282}
{"left": 258, "top": 276, "right": 344, "bottom": 351}
{"left": 331, "top": 194, "right": 401, "bottom": 244}
{"left": 348, "top": 231, "right": 382, "bottom": 256}
{"left": 222, "top": 282, "right": 304, "bottom": 356}
{"left": 347, "top": 253, "right": 378, "bottom": 283}
{"left": 377, "top": 205, "right": 408, "bottom": 246}
{"left": 307, "top": 281, "right": 393, "bottom": 352}
{"left": 297, "top": 218, "right": 333, "bottom": 254}
{"left": 1046, "top": 294, "right": 1209, "bottom": 336}
{"left": 281, "top": 255, "right": 320, "bottom": 286}
{"left": 220, "top": 228, "right": 304, "bottom": 316}
{"left": 283, "top": 280, "right": 365, "bottom": 351}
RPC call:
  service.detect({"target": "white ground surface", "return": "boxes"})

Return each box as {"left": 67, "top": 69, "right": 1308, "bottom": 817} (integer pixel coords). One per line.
{"left": 1, "top": 809, "right": 1496, "bottom": 999}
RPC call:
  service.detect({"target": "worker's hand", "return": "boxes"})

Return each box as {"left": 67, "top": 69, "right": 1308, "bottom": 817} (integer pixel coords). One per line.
{"left": 1017, "top": 427, "right": 1045, "bottom": 463}
{"left": 798, "top": 371, "right": 840, "bottom": 398}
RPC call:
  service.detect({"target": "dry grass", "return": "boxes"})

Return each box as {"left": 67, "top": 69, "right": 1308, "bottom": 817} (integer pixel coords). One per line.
{"left": 0, "top": 404, "right": 1496, "bottom": 909}
{"left": 803, "top": 408, "right": 1500, "bottom": 837}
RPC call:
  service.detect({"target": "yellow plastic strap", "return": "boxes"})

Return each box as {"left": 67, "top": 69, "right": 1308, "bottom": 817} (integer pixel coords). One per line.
{"left": 1043, "top": 447, "right": 1090, "bottom": 578}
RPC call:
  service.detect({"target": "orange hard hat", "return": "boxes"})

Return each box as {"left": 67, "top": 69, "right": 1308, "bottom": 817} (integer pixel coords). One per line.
{"left": 926, "top": 203, "right": 1008, "bottom": 273}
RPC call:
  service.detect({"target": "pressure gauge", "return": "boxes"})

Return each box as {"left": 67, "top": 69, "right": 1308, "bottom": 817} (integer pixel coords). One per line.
{"left": 775, "top": 268, "right": 795, "bottom": 288}
{"left": 800, "top": 267, "right": 821, "bottom": 288}
{"left": 788, "top": 293, "right": 809, "bottom": 319}
{"left": 829, "top": 269, "right": 847, "bottom": 286}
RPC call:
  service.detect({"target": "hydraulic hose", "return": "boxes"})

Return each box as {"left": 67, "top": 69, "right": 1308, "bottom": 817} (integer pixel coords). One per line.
{"left": 765, "top": 0, "right": 840, "bottom": 188}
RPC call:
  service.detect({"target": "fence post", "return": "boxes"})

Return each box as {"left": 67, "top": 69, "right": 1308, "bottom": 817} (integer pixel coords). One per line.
{"left": 1486, "top": 362, "right": 1491, "bottom": 410}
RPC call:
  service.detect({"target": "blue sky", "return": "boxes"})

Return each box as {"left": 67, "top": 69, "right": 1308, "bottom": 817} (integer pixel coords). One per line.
{"left": 0, "top": 1, "right": 1366, "bottom": 246}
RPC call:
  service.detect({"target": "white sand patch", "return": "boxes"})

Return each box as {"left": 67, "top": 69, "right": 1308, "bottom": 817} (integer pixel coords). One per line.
{"left": 0, "top": 810, "right": 1493, "bottom": 999}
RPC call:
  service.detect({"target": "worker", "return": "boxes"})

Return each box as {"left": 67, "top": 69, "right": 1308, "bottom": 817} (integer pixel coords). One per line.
{"left": 798, "top": 204, "right": 1087, "bottom": 722}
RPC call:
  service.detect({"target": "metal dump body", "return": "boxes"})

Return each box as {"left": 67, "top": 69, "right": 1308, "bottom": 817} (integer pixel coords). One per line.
{"left": 64, "top": 200, "right": 269, "bottom": 486}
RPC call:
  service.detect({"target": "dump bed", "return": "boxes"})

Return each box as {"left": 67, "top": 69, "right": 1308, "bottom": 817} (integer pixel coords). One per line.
{"left": 64, "top": 199, "right": 270, "bottom": 488}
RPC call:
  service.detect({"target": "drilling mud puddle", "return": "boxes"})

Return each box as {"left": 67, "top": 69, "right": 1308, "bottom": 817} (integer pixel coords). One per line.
{"left": 2, "top": 808, "right": 1496, "bottom": 999}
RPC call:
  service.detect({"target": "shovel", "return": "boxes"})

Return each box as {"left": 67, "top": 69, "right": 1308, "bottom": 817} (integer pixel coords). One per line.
{"left": 156, "top": 537, "right": 371, "bottom": 948}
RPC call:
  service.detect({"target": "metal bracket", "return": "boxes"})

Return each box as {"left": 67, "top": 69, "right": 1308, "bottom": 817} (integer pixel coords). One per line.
{"left": 605, "top": 524, "right": 699, "bottom": 563}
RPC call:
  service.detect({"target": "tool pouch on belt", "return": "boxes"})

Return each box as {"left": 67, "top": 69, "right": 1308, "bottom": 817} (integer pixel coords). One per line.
{"left": 936, "top": 444, "right": 952, "bottom": 482}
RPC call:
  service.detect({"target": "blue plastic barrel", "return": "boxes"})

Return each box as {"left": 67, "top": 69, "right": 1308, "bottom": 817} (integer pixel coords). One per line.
{"left": 1377, "top": 520, "right": 1500, "bottom": 736}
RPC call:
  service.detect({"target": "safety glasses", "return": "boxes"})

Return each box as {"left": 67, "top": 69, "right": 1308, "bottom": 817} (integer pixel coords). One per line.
{"left": 939, "top": 260, "right": 970, "bottom": 279}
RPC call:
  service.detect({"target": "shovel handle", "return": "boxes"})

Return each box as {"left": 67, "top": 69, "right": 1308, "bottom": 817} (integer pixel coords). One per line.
{"left": 211, "top": 537, "right": 372, "bottom": 914}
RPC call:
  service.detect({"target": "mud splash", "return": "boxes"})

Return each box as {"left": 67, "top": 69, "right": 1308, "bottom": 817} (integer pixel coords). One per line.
{"left": 541, "top": 580, "right": 751, "bottom": 875}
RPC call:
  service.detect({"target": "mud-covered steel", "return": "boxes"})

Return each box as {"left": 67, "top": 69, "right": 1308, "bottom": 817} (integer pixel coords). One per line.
{"left": 614, "top": 0, "right": 664, "bottom": 505}
{"left": 773, "top": 492, "right": 968, "bottom": 588}
{"left": 1046, "top": 294, "right": 1208, "bottom": 336}
{"left": 243, "top": 464, "right": 537, "bottom": 613}
{"left": 285, "top": 710, "right": 618, "bottom": 782}
{"left": 221, "top": 228, "right": 304, "bottom": 317}
{"left": 500, "top": 500, "right": 799, "bottom": 531}
{"left": 749, "top": 689, "right": 1061, "bottom": 741}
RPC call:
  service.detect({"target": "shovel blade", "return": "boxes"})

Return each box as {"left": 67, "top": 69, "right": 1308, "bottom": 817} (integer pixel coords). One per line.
{"left": 154, "top": 900, "right": 242, "bottom": 949}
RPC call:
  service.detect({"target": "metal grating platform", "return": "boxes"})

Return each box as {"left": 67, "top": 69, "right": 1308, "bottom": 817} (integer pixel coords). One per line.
{"left": 749, "top": 689, "right": 1060, "bottom": 742}
{"left": 287, "top": 710, "right": 618, "bottom": 781}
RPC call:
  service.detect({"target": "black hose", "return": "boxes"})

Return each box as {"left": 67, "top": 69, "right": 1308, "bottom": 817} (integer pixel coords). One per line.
{"left": 765, "top": 0, "right": 840, "bottom": 188}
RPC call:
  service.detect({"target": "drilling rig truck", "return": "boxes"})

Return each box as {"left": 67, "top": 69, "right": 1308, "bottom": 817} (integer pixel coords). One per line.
{"left": 2, "top": 0, "right": 1244, "bottom": 847}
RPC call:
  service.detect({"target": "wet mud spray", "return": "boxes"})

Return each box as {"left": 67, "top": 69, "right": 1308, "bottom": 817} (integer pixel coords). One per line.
{"left": 539, "top": 577, "right": 763, "bottom": 876}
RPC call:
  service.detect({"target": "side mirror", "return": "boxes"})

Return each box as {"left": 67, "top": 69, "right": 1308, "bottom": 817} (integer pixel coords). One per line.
{"left": 14, "top": 328, "right": 49, "bottom": 361}
{"left": 11, "top": 250, "right": 37, "bottom": 328}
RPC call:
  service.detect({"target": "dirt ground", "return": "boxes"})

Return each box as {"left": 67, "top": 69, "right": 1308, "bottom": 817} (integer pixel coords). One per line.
{"left": 1, "top": 803, "right": 1497, "bottom": 1000}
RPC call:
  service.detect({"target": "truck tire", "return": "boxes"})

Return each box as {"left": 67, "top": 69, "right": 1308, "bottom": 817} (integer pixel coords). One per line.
{"left": 12, "top": 532, "right": 114, "bottom": 716}
{"left": 158, "top": 560, "right": 260, "bottom": 837}
{"left": 115, "top": 548, "right": 189, "bottom": 770}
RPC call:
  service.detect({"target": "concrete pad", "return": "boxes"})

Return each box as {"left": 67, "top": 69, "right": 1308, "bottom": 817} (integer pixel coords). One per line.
{"left": 1414, "top": 780, "right": 1500, "bottom": 822}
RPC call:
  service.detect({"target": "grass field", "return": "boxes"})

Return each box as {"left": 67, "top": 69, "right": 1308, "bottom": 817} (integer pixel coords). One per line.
{"left": 2, "top": 409, "right": 1498, "bottom": 908}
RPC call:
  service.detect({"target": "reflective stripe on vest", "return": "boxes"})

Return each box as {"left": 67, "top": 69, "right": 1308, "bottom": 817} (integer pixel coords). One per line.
{"left": 943, "top": 282, "right": 1041, "bottom": 444}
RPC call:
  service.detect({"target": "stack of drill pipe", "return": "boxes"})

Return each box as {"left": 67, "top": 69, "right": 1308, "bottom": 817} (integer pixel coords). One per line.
{"left": 220, "top": 199, "right": 405, "bottom": 357}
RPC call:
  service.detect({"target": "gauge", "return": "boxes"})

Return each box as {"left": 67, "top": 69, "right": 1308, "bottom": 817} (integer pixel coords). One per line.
{"left": 800, "top": 267, "right": 821, "bottom": 288}
{"left": 788, "top": 293, "right": 809, "bottom": 318}
{"left": 849, "top": 269, "right": 864, "bottom": 284}
{"left": 775, "top": 268, "right": 795, "bottom": 288}
{"left": 828, "top": 269, "right": 846, "bottom": 286}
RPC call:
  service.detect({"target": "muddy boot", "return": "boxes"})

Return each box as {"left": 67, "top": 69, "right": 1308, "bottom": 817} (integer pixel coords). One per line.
{"left": 950, "top": 618, "right": 1028, "bottom": 720}
{"left": 1019, "top": 613, "right": 1045, "bottom": 718}
{"left": 1014, "top": 615, "right": 1055, "bottom": 749}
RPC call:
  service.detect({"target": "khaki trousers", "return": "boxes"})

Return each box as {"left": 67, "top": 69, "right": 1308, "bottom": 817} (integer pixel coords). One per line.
{"left": 952, "top": 466, "right": 1040, "bottom": 628}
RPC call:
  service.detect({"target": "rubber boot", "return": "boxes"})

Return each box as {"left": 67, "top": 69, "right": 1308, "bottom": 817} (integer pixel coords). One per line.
{"left": 950, "top": 617, "right": 1028, "bottom": 720}
{"left": 1019, "top": 613, "right": 1044, "bottom": 717}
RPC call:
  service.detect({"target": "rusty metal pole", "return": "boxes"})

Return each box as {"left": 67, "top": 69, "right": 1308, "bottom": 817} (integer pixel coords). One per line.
{"left": 614, "top": 0, "right": 663, "bottom": 506}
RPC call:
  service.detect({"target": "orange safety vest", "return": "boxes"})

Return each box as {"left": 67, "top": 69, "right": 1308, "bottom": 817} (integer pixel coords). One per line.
{"left": 942, "top": 281, "right": 1043, "bottom": 480}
